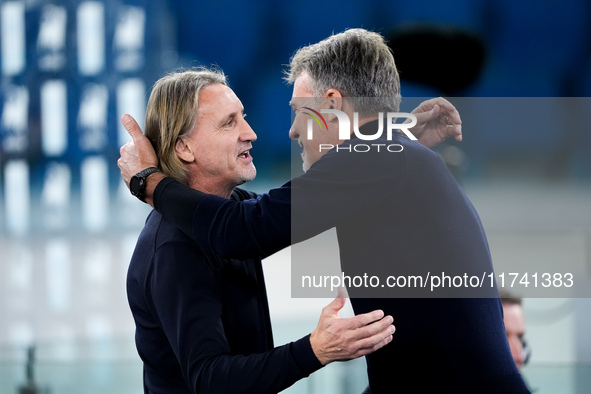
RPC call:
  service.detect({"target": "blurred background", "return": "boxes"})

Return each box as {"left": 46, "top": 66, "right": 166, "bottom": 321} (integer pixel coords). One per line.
{"left": 0, "top": 0, "right": 590, "bottom": 393}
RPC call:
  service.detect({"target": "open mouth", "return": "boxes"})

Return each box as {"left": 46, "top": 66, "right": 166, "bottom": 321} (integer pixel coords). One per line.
{"left": 238, "top": 150, "right": 251, "bottom": 159}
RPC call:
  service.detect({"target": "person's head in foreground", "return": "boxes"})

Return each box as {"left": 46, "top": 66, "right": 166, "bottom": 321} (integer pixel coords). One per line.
{"left": 285, "top": 28, "right": 402, "bottom": 171}
{"left": 500, "top": 291, "right": 528, "bottom": 370}
{"left": 144, "top": 68, "right": 257, "bottom": 198}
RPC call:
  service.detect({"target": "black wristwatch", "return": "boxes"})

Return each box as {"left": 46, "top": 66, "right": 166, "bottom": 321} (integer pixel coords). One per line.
{"left": 130, "top": 167, "right": 160, "bottom": 202}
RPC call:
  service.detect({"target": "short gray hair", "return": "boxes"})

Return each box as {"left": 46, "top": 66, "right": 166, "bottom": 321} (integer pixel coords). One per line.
{"left": 145, "top": 67, "right": 227, "bottom": 184}
{"left": 285, "top": 28, "right": 401, "bottom": 115}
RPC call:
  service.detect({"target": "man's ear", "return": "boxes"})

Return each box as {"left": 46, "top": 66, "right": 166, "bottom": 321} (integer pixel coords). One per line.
{"left": 175, "top": 137, "right": 195, "bottom": 163}
{"left": 322, "top": 89, "right": 344, "bottom": 123}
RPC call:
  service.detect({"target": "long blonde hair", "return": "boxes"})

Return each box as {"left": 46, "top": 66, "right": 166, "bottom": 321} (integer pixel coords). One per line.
{"left": 145, "top": 68, "right": 227, "bottom": 184}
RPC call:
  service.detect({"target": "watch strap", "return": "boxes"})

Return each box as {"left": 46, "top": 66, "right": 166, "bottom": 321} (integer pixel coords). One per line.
{"left": 135, "top": 166, "right": 160, "bottom": 179}
{"left": 131, "top": 167, "right": 160, "bottom": 201}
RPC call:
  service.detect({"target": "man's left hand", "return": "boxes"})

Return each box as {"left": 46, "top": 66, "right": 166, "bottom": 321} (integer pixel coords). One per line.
{"left": 118, "top": 114, "right": 159, "bottom": 188}
{"left": 408, "top": 97, "right": 462, "bottom": 149}
{"left": 309, "top": 292, "right": 395, "bottom": 365}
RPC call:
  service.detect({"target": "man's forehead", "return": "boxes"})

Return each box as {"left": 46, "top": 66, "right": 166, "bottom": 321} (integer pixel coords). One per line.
{"left": 200, "top": 83, "right": 238, "bottom": 102}
{"left": 503, "top": 304, "right": 525, "bottom": 327}
{"left": 198, "top": 84, "right": 242, "bottom": 114}
{"left": 291, "top": 71, "right": 315, "bottom": 99}
{"left": 222, "top": 86, "right": 240, "bottom": 103}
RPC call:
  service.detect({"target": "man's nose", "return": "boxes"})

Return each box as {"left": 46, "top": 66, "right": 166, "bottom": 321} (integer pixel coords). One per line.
{"left": 510, "top": 338, "right": 525, "bottom": 369}
{"left": 289, "top": 124, "right": 299, "bottom": 141}
{"left": 515, "top": 342, "right": 526, "bottom": 365}
{"left": 241, "top": 121, "right": 257, "bottom": 142}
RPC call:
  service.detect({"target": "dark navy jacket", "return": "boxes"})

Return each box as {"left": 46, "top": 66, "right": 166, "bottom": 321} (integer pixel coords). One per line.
{"left": 127, "top": 188, "right": 322, "bottom": 394}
